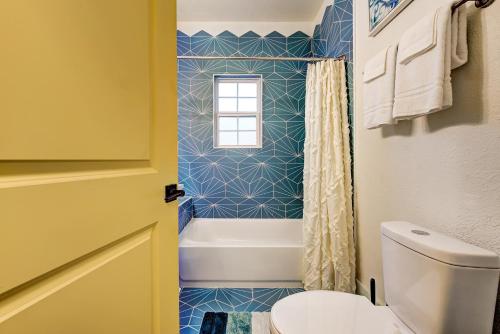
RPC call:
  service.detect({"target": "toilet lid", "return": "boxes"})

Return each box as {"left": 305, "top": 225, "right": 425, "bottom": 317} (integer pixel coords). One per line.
{"left": 270, "top": 291, "right": 412, "bottom": 334}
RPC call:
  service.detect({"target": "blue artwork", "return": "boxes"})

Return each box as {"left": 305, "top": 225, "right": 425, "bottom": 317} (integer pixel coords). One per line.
{"left": 369, "top": 0, "right": 399, "bottom": 31}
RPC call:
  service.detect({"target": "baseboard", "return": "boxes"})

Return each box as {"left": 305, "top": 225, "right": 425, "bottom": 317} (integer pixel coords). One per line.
{"left": 180, "top": 280, "right": 304, "bottom": 288}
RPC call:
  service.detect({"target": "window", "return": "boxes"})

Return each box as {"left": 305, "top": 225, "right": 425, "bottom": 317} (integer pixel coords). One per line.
{"left": 213, "top": 75, "right": 262, "bottom": 148}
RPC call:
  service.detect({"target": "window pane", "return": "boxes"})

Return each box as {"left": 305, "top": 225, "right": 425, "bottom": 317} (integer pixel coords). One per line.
{"left": 238, "top": 98, "right": 257, "bottom": 112}
{"left": 218, "top": 82, "right": 237, "bottom": 97}
{"left": 218, "top": 98, "right": 237, "bottom": 112}
{"left": 238, "top": 131, "right": 257, "bottom": 146}
{"left": 238, "top": 117, "right": 256, "bottom": 130}
{"left": 214, "top": 77, "right": 262, "bottom": 148}
{"left": 219, "top": 131, "right": 238, "bottom": 146}
{"left": 238, "top": 83, "right": 257, "bottom": 97}
{"left": 219, "top": 117, "right": 238, "bottom": 131}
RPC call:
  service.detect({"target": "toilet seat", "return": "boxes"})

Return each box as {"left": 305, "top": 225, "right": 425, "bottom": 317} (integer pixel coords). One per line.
{"left": 270, "top": 291, "right": 413, "bottom": 334}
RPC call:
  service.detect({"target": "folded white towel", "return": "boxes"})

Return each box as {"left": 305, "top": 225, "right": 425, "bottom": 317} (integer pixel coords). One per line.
{"left": 397, "top": 11, "right": 439, "bottom": 66}
{"left": 393, "top": 2, "right": 468, "bottom": 120}
{"left": 363, "top": 45, "right": 398, "bottom": 129}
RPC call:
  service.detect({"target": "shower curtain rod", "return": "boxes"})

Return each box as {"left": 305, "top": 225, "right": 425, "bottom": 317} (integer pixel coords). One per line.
{"left": 177, "top": 55, "right": 346, "bottom": 62}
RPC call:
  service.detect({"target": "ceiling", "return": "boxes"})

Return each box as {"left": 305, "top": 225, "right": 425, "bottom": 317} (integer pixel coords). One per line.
{"left": 177, "top": 0, "right": 326, "bottom": 22}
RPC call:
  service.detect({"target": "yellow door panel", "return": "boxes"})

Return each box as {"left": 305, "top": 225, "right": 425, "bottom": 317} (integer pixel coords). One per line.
{"left": 0, "top": 0, "right": 179, "bottom": 332}
{"left": 0, "top": 229, "right": 153, "bottom": 334}
{"left": 0, "top": 0, "right": 151, "bottom": 160}
{"left": 0, "top": 172, "right": 159, "bottom": 295}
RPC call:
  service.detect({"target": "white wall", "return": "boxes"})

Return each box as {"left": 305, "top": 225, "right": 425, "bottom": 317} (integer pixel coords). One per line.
{"left": 176, "top": 21, "right": 315, "bottom": 37}
{"left": 177, "top": 0, "right": 334, "bottom": 36}
{"left": 354, "top": 0, "right": 500, "bottom": 304}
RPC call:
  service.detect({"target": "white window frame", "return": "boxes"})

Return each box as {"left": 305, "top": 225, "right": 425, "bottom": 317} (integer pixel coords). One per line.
{"left": 213, "top": 74, "right": 263, "bottom": 148}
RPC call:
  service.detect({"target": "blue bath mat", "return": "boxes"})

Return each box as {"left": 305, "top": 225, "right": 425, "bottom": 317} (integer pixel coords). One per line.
{"left": 200, "top": 312, "right": 269, "bottom": 334}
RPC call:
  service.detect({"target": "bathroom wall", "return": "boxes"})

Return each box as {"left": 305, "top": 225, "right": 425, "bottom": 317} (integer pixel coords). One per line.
{"left": 177, "top": 30, "right": 310, "bottom": 219}
{"left": 312, "top": 0, "right": 354, "bottom": 149}
{"left": 354, "top": 0, "right": 500, "bottom": 322}
{"left": 312, "top": 0, "right": 353, "bottom": 61}
{"left": 177, "top": 0, "right": 354, "bottom": 219}
{"left": 178, "top": 197, "right": 193, "bottom": 233}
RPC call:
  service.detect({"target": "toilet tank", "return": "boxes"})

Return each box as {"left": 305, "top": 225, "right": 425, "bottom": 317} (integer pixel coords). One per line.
{"left": 381, "top": 221, "right": 500, "bottom": 334}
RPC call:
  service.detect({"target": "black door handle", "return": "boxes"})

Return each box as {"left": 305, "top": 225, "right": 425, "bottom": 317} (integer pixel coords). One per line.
{"left": 165, "top": 184, "right": 185, "bottom": 203}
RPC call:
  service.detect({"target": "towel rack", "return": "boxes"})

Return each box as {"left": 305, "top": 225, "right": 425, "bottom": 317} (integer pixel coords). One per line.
{"left": 452, "top": 0, "right": 495, "bottom": 11}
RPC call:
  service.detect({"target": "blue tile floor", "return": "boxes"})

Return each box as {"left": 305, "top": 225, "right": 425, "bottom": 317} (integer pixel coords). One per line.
{"left": 179, "top": 288, "right": 304, "bottom": 334}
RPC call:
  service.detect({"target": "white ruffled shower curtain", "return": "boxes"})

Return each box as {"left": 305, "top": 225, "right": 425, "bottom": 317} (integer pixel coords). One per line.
{"left": 303, "top": 59, "right": 356, "bottom": 292}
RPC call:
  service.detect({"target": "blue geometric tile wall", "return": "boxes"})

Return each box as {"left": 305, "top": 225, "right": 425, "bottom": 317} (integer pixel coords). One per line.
{"left": 178, "top": 197, "right": 194, "bottom": 234}
{"left": 313, "top": 0, "right": 353, "bottom": 111}
{"left": 177, "top": 30, "right": 310, "bottom": 219}
{"left": 312, "top": 0, "right": 353, "bottom": 61}
{"left": 177, "top": 30, "right": 312, "bottom": 58}
{"left": 177, "top": 1, "right": 355, "bottom": 218}
{"left": 313, "top": 0, "right": 354, "bottom": 154}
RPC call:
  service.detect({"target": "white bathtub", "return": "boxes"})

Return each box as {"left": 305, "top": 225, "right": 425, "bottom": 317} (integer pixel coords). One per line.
{"left": 179, "top": 219, "right": 303, "bottom": 288}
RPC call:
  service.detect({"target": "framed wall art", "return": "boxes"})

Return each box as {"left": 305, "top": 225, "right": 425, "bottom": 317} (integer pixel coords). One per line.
{"left": 369, "top": 0, "right": 414, "bottom": 36}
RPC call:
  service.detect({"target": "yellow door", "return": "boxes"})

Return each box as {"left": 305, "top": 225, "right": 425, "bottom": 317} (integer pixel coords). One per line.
{"left": 0, "top": 0, "right": 178, "bottom": 333}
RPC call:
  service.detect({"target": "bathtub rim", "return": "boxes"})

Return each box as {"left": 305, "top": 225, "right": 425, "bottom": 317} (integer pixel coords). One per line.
{"left": 179, "top": 218, "right": 304, "bottom": 247}
{"left": 179, "top": 279, "right": 304, "bottom": 288}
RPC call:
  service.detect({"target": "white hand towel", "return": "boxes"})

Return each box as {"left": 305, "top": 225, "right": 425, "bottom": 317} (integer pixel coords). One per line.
{"left": 393, "top": 2, "right": 468, "bottom": 120}
{"left": 363, "top": 45, "right": 398, "bottom": 129}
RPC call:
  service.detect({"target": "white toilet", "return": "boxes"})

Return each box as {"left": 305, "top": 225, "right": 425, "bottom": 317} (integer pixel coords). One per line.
{"left": 270, "top": 221, "right": 500, "bottom": 334}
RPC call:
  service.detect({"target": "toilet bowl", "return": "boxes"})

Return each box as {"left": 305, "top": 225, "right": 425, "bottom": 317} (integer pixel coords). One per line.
{"left": 270, "top": 222, "right": 500, "bottom": 334}
{"left": 270, "top": 290, "right": 412, "bottom": 334}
